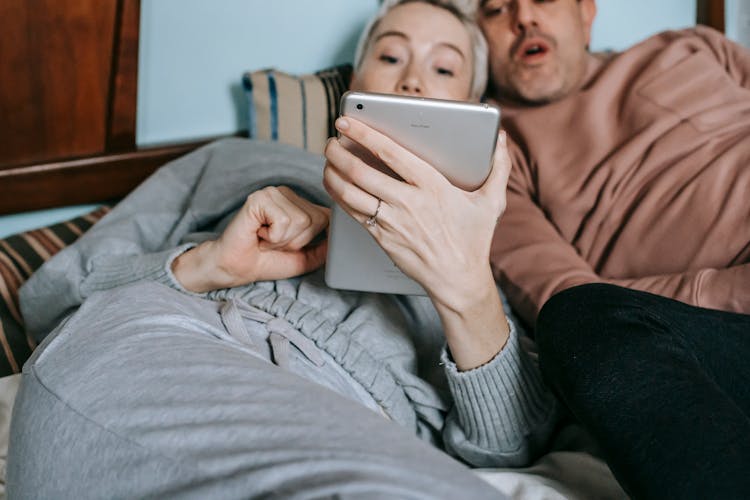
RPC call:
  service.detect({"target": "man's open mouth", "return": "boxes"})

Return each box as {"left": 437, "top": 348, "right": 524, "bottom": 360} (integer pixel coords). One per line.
{"left": 516, "top": 38, "right": 551, "bottom": 62}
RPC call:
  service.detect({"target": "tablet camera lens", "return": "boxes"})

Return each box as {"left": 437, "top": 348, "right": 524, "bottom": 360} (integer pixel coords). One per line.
{"left": 356, "top": 104, "right": 363, "bottom": 110}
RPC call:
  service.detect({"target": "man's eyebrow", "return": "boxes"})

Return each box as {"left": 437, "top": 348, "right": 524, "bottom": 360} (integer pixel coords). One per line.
{"left": 374, "top": 31, "right": 466, "bottom": 60}
{"left": 479, "top": 0, "right": 503, "bottom": 8}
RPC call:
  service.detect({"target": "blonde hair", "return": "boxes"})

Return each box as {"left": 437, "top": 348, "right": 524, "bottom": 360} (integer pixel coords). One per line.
{"left": 353, "top": 0, "right": 488, "bottom": 100}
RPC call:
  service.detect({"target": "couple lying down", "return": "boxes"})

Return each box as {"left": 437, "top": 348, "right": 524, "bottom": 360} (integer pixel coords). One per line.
{"left": 8, "top": 1, "right": 558, "bottom": 497}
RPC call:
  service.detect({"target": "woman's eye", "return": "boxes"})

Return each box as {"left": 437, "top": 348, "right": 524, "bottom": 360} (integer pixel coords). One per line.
{"left": 379, "top": 55, "right": 400, "bottom": 64}
{"left": 436, "top": 67, "right": 454, "bottom": 77}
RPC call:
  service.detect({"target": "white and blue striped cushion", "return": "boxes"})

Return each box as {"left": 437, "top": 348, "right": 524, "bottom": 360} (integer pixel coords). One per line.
{"left": 242, "top": 64, "right": 352, "bottom": 154}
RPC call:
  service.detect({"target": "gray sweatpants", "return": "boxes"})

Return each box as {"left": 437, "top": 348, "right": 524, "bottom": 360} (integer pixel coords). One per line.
{"left": 7, "top": 282, "right": 505, "bottom": 499}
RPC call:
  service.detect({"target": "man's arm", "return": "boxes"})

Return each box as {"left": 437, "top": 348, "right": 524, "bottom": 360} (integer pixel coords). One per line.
{"left": 491, "top": 183, "right": 600, "bottom": 325}
{"left": 492, "top": 168, "right": 750, "bottom": 325}
{"left": 616, "top": 264, "right": 750, "bottom": 313}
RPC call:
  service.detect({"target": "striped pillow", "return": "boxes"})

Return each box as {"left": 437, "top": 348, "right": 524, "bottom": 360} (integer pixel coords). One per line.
{"left": 0, "top": 205, "right": 111, "bottom": 376}
{"left": 242, "top": 64, "right": 352, "bottom": 154}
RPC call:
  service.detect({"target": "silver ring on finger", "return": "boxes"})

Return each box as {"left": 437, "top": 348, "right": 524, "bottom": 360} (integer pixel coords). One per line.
{"left": 365, "top": 198, "right": 382, "bottom": 227}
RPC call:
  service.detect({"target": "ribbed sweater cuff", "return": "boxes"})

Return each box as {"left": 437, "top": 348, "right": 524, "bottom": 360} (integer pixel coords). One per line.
{"left": 441, "top": 320, "right": 555, "bottom": 452}
{"left": 80, "top": 244, "right": 205, "bottom": 298}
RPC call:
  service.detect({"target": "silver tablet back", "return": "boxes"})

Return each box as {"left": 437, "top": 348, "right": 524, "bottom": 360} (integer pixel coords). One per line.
{"left": 325, "top": 91, "right": 501, "bottom": 295}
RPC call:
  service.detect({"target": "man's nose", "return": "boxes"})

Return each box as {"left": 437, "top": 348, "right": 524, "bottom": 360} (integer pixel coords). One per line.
{"left": 512, "top": 0, "right": 539, "bottom": 35}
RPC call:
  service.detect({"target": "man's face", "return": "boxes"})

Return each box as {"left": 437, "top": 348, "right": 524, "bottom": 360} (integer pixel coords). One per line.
{"left": 478, "top": 0, "right": 596, "bottom": 105}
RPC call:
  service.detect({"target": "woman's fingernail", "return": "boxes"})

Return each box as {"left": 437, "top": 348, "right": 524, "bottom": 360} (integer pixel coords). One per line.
{"left": 336, "top": 118, "right": 350, "bottom": 131}
{"left": 499, "top": 130, "right": 507, "bottom": 145}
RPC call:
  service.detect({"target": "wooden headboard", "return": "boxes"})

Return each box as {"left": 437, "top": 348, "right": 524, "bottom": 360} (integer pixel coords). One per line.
{"left": 697, "top": 0, "right": 725, "bottom": 33}
{"left": 0, "top": 0, "right": 205, "bottom": 216}
{"left": 0, "top": 0, "right": 727, "bottom": 217}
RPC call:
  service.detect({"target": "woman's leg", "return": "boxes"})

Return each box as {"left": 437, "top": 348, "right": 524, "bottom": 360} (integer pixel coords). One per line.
{"left": 536, "top": 283, "right": 750, "bottom": 500}
{"left": 8, "top": 281, "right": 503, "bottom": 499}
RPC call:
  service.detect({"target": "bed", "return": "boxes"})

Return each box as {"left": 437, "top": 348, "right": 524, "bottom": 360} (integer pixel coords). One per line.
{"left": 0, "top": 1, "right": 727, "bottom": 498}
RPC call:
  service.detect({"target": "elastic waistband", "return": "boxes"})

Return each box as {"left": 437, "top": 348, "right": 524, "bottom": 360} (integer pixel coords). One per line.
{"left": 214, "top": 287, "right": 424, "bottom": 431}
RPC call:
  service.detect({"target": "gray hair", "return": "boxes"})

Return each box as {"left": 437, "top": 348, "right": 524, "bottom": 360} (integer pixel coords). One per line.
{"left": 353, "top": 0, "right": 488, "bottom": 100}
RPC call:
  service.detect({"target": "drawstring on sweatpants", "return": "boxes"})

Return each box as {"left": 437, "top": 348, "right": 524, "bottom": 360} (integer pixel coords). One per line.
{"left": 219, "top": 299, "right": 325, "bottom": 370}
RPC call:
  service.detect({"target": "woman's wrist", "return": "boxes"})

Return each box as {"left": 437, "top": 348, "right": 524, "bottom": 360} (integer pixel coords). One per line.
{"left": 428, "top": 264, "right": 496, "bottom": 316}
{"left": 171, "top": 240, "right": 236, "bottom": 293}
{"left": 432, "top": 270, "right": 510, "bottom": 371}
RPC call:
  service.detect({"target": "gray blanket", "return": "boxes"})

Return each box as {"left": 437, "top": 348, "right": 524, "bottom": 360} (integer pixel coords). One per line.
{"left": 12, "top": 139, "right": 559, "bottom": 497}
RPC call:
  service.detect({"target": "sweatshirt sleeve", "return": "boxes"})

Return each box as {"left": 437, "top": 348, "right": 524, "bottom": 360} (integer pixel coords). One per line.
{"left": 490, "top": 145, "right": 602, "bottom": 325}
{"left": 19, "top": 144, "right": 218, "bottom": 341}
{"left": 692, "top": 25, "right": 750, "bottom": 90}
{"left": 491, "top": 146, "right": 750, "bottom": 325}
{"left": 441, "top": 317, "right": 559, "bottom": 468}
{"left": 19, "top": 138, "right": 329, "bottom": 341}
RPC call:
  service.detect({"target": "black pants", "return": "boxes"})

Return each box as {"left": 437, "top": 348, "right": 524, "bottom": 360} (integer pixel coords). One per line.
{"left": 536, "top": 283, "right": 750, "bottom": 500}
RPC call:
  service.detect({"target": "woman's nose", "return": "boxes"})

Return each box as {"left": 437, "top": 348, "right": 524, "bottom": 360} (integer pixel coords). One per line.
{"left": 398, "top": 74, "right": 422, "bottom": 96}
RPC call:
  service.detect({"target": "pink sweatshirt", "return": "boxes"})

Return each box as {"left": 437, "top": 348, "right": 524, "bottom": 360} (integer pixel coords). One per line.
{"left": 491, "top": 27, "right": 750, "bottom": 326}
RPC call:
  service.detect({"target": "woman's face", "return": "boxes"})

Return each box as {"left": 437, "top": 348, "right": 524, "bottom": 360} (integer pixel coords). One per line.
{"left": 351, "top": 3, "right": 474, "bottom": 101}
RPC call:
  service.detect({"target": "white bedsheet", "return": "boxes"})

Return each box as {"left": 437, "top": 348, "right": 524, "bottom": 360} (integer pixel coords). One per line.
{"left": 0, "top": 374, "right": 20, "bottom": 500}
{"left": 476, "top": 430, "right": 628, "bottom": 499}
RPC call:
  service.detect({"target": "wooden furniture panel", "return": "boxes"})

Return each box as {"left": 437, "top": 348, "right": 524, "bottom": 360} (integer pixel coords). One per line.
{"left": 0, "top": 0, "right": 117, "bottom": 166}
{"left": 107, "top": 0, "right": 140, "bottom": 152}
{"left": 697, "top": 0, "right": 725, "bottom": 32}
{"left": 0, "top": 142, "right": 204, "bottom": 214}
{"left": 0, "top": 0, "right": 213, "bottom": 216}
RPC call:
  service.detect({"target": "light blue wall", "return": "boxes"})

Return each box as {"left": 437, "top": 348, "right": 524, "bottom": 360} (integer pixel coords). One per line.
{"left": 137, "top": 0, "right": 380, "bottom": 146}
{"left": 726, "top": 0, "right": 750, "bottom": 47}
{"left": 136, "top": 0, "right": 703, "bottom": 147}
{"left": 0, "top": 205, "right": 100, "bottom": 239}
{"left": 726, "top": 0, "right": 738, "bottom": 41}
{"left": 591, "top": 0, "right": 697, "bottom": 51}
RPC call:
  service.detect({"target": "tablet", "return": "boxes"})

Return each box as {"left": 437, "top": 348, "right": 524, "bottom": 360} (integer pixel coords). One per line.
{"left": 325, "top": 91, "right": 501, "bottom": 295}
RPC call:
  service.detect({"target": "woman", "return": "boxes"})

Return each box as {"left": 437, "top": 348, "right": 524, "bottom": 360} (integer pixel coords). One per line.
{"left": 8, "top": 1, "right": 558, "bottom": 498}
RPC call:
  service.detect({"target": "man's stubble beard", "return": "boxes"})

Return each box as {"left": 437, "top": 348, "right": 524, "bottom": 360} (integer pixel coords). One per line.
{"left": 488, "top": 49, "right": 589, "bottom": 107}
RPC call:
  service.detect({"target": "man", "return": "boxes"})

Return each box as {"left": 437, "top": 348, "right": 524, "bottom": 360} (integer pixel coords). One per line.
{"left": 476, "top": 0, "right": 750, "bottom": 498}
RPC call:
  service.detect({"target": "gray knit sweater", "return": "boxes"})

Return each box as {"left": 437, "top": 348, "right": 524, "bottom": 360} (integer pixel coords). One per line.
{"left": 19, "top": 138, "right": 558, "bottom": 468}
